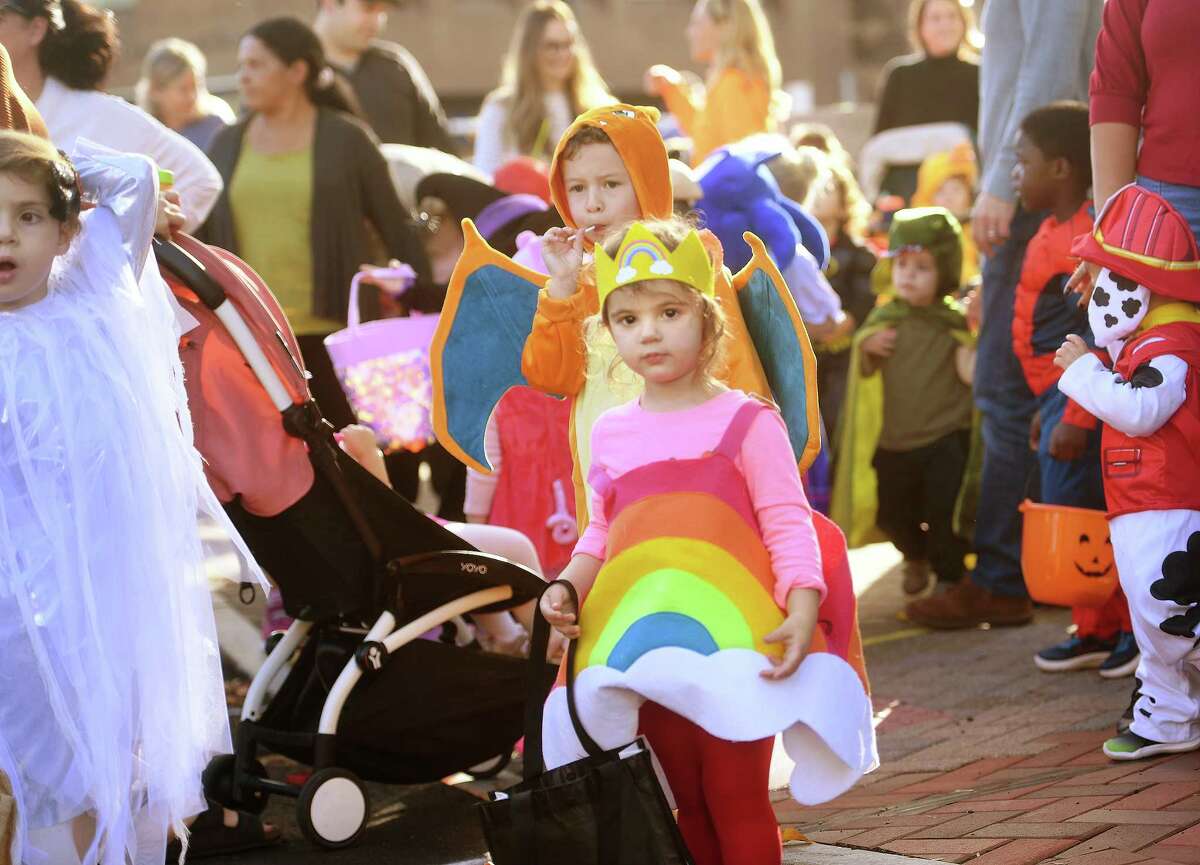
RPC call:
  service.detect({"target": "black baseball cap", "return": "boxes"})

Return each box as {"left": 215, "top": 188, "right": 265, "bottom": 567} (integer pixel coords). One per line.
{"left": 1, "top": 0, "right": 64, "bottom": 30}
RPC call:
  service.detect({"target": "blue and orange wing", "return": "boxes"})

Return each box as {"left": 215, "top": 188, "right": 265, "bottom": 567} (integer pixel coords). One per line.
{"left": 430, "top": 219, "right": 544, "bottom": 473}
{"left": 732, "top": 231, "right": 822, "bottom": 473}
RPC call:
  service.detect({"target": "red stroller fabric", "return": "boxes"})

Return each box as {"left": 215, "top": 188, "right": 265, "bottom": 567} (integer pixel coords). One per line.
{"left": 162, "top": 234, "right": 315, "bottom": 517}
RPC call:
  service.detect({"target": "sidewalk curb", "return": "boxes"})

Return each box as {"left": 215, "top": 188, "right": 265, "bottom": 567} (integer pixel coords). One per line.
{"left": 784, "top": 844, "right": 945, "bottom": 865}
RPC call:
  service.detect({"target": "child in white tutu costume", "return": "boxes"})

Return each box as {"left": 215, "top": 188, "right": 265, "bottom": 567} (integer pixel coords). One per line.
{"left": 0, "top": 132, "right": 262, "bottom": 864}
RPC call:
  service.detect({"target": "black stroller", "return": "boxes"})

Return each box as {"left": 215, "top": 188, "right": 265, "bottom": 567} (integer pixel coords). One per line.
{"left": 156, "top": 235, "right": 548, "bottom": 849}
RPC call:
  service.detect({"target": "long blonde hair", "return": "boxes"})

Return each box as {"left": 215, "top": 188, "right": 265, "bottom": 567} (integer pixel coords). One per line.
{"left": 135, "top": 38, "right": 220, "bottom": 123}
{"left": 907, "top": 0, "right": 981, "bottom": 59}
{"left": 700, "top": 0, "right": 781, "bottom": 92}
{"left": 825, "top": 160, "right": 872, "bottom": 243}
{"left": 492, "top": 1, "right": 612, "bottom": 158}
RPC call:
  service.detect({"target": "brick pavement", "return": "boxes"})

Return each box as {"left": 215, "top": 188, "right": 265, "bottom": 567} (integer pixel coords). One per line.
{"left": 771, "top": 548, "right": 1200, "bottom": 865}
{"left": 776, "top": 734, "right": 1200, "bottom": 864}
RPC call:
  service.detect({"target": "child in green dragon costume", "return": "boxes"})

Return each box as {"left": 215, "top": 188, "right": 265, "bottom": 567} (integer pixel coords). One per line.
{"left": 832, "top": 208, "right": 976, "bottom": 595}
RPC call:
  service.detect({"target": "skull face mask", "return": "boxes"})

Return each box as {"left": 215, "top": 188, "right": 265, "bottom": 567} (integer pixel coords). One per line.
{"left": 1088, "top": 267, "right": 1151, "bottom": 356}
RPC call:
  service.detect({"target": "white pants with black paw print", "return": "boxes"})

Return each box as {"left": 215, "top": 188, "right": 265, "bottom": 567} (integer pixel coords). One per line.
{"left": 1111, "top": 510, "right": 1200, "bottom": 744}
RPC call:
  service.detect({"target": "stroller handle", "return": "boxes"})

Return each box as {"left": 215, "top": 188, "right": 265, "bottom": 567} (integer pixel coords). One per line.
{"left": 153, "top": 237, "right": 227, "bottom": 311}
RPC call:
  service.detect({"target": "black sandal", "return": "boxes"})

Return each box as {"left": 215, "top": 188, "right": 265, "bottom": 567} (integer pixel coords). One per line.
{"left": 165, "top": 802, "right": 281, "bottom": 862}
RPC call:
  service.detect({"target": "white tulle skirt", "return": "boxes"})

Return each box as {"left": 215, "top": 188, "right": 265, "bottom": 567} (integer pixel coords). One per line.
{"left": 0, "top": 191, "right": 261, "bottom": 865}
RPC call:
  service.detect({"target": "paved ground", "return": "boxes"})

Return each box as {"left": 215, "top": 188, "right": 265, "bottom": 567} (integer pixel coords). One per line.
{"left": 775, "top": 552, "right": 1199, "bottom": 865}
{"left": 207, "top": 529, "right": 1193, "bottom": 865}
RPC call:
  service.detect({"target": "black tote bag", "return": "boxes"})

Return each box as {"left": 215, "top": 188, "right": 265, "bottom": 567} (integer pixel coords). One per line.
{"left": 478, "top": 581, "right": 694, "bottom": 865}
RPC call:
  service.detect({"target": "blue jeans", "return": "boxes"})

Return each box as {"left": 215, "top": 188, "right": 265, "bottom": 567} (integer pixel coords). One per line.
{"left": 1036, "top": 388, "right": 1104, "bottom": 510}
{"left": 1137, "top": 175, "right": 1200, "bottom": 243}
{"left": 971, "top": 206, "right": 1043, "bottom": 599}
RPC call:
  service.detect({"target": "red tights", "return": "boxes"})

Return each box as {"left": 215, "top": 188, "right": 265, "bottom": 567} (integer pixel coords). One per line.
{"left": 638, "top": 701, "right": 780, "bottom": 865}
{"left": 1073, "top": 587, "right": 1132, "bottom": 640}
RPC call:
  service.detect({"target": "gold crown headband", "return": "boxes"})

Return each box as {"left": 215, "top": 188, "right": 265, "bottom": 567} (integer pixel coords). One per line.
{"left": 594, "top": 222, "right": 716, "bottom": 309}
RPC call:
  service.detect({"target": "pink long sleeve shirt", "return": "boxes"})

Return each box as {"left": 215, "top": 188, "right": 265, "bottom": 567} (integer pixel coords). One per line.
{"left": 573, "top": 390, "right": 826, "bottom": 609}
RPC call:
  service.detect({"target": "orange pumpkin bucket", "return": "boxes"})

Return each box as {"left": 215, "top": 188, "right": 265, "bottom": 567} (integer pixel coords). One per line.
{"left": 1019, "top": 500, "right": 1119, "bottom": 608}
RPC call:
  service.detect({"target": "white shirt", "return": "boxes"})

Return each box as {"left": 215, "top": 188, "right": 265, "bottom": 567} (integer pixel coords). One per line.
{"left": 472, "top": 91, "right": 573, "bottom": 175}
{"left": 1058, "top": 351, "right": 1189, "bottom": 438}
{"left": 37, "top": 77, "right": 223, "bottom": 232}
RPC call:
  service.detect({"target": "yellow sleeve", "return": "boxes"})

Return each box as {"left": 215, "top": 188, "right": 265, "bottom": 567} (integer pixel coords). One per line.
{"left": 658, "top": 77, "right": 701, "bottom": 136}
{"left": 690, "top": 69, "right": 773, "bottom": 164}
{"left": 520, "top": 282, "right": 598, "bottom": 397}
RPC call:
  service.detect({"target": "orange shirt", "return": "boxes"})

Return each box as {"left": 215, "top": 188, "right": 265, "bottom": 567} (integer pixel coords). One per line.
{"left": 660, "top": 68, "right": 774, "bottom": 166}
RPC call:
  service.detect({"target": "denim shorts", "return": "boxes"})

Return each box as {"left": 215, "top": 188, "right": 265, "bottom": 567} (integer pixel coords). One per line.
{"left": 1137, "top": 175, "right": 1200, "bottom": 243}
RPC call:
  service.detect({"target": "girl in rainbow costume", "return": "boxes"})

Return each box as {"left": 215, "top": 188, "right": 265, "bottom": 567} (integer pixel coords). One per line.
{"left": 539, "top": 219, "right": 877, "bottom": 865}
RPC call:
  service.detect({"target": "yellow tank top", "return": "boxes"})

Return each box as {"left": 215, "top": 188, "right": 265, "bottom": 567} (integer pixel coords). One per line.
{"left": 229, "top": 144, "right": 340, "bottom": 335}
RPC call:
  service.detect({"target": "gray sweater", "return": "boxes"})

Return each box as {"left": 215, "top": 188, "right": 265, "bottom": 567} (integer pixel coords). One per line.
{"left": 978, "top": 0, "right": 1103, "bottom": 201}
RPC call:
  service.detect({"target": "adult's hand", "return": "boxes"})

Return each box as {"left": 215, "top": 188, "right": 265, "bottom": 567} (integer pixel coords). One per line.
{"left": 1065, "top": 260, "right": 1100, "bottom": 310}
{"left": 643, "top": 64, "right": 681, "bottom": 97}
{"left": 972, "top": 193, "right": 1015, "bottom": 256}
{"left": 357, "top": 259, "right": 415, "bottom": 296}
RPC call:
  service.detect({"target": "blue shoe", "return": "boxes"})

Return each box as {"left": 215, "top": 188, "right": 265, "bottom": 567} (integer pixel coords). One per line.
{"left": 1035, "top": 634, "right": 1116, "bottom": 672}
{"left": 1099, "top": 631, "right": 1140, "bottom": 679}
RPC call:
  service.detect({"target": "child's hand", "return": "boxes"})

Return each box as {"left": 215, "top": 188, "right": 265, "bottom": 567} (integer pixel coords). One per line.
{"left": 155, "top": 190, "right": 185, "bottom": 238}
{"left": 761, "top": 589, "right": 820, "bottom": 681}
{"left": 964, "top": 287, "right": 982, "bottom": 331}
{"left": 1048, "top": 421, "right": 1089, "bottom": 461}
{"left": 546, "top": 630, "right": 567, "bottom": 665}
{"left": 539, "top": 581, "right": 580, "bottom": 640}
{"left": 337, "top": 424, "right": 391, "bottom": 487}
{"left": 860, "top": 328, "right": 897, "bottom": 359}
{"left": 542, "top": 227, "right": 588, "bottom": 299}
{"left": 805, "top": 317, "right": 838, "bottom": 343}
{"left": 1028, "top": 411, "right": 1042, "bottom": 452}
{"left": 1054, "top": 335, "right": 1090, "bottom": 371}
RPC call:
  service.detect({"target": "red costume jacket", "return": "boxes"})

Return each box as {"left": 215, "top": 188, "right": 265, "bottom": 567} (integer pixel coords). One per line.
{"left": 1102, "top": 322, "right": 1200, "bottom": 517}
{"left": 1011, "top": 204, "right": 1096, "bottom": 429}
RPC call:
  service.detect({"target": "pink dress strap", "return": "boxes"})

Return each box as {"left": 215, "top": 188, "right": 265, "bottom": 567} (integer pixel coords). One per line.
{"left": 713, "top": 398, "right": 770, "bottom": 460}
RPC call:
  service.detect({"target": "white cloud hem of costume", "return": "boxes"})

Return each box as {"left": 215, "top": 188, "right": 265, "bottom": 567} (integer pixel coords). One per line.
{"left": 541, "top": 648, "right": 878, "bottom": 805}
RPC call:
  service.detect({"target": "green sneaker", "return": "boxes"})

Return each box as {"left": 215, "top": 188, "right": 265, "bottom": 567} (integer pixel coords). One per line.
{"left": 1104, "top": 731, "right": 1200, "bottom": 761}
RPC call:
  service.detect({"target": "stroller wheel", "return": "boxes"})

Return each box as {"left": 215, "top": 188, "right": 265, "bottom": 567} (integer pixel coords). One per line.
{"left": 263, "top": 629, "right": 288, "bottom": 657}
{"left": 296, "top": 768, "right": 369, "bottom": 849}
{"left": 202, "top": 754, "right": 270, "bottom": 816}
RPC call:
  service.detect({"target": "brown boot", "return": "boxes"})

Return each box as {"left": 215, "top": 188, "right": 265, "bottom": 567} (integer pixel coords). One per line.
{"left": 900, "top": 559, "right": 932, "bottom": 595}
{"left": 905, "top": 579, "right": 1032, "bottom": 629}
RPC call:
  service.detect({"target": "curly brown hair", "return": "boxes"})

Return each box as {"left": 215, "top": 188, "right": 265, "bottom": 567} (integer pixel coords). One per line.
{"left": 0, "top": 130, "right": 81, "bottom": 227}
{"left": 39, "top": 0, "right": 119, "bottom": 91}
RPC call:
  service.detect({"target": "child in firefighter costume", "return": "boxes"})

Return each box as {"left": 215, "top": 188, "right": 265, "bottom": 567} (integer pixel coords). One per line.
{"left": 1056, "top": 184, "right": 1200, "bottom": 761}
